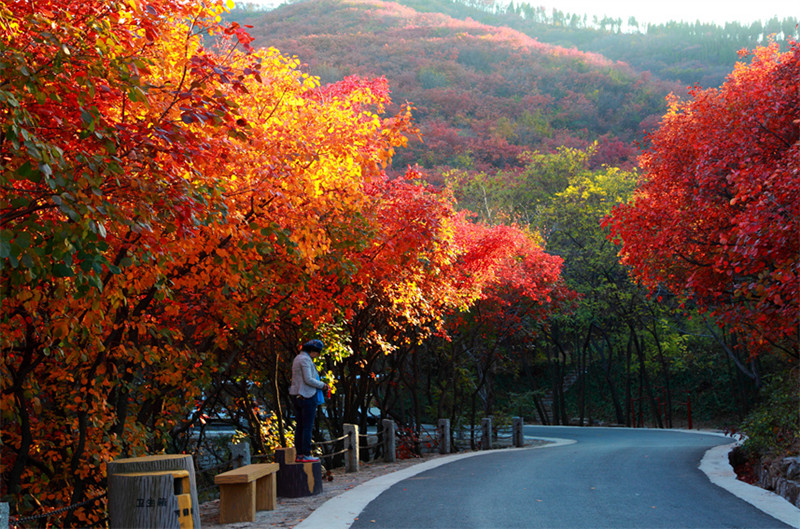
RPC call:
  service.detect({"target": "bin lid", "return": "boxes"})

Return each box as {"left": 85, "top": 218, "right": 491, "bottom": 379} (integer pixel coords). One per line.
{"left": 114, "top": 470, "right": 190, "bottom": 478}
{"left": 112, "top": 454, "right": 191, "bottom": 464}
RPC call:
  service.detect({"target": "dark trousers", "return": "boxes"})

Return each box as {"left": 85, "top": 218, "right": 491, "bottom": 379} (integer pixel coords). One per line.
{"left": 292, "top": 395, "right": 317, "bottom": 456}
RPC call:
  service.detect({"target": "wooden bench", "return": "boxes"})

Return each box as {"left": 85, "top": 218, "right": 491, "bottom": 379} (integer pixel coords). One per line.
{"left": 214, "top": 463, "right": 279, "bottom": 524}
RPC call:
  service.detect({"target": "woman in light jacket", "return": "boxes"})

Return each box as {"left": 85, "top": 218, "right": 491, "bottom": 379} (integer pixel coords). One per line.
{"left": 289, "top": 339, "right": 329, "bottom": 462}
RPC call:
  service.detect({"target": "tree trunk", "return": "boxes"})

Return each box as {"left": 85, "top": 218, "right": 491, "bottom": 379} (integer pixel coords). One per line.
{"left": 273, "top": 343, "right": 285, "bottom": 448}
{"left": 632, "top": 328, "right": 663, "bottom": 428}
{"left": 594, "top": 328, "right": 624, "bottom": 424}
{"left": 625, "top": 333, "right": 632, "bottom": 427}
{"left": 646, "top": 311, "right": 673, "bottom": 428}
{"left": 558, "top": 353, "right": 568, "bottom": 425}
{"left": 578, "top": 327, "right": 591, "bottom": 426}
{"left": 469, "top": 390, "right": 477, "bottom": 450}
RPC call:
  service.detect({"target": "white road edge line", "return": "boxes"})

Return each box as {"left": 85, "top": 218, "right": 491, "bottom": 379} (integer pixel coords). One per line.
{"left": 295, "top": 436, "right": 575, "bottom": 529}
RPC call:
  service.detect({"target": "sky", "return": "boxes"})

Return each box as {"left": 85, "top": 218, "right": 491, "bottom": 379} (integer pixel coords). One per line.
{"left": 240, "top": 0, "right": 798, "bottom": 26}
{"left": 517, "top": 0, "right": 798, "bottom": 25}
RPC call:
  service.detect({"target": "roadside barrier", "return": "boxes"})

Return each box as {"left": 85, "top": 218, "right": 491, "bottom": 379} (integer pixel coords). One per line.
{"left": 311, "top": 416, "right": 525, "bottom": 468}
{"left": 315, "top": 419, "right": 398, "bottom": 473}
{"left": 449, "top": 416, "right": 526, "bottom": 451}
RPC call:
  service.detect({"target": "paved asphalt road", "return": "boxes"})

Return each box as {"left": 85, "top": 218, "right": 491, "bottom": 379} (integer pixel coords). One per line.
{"left": 347, "top": 426, "right": 793, "bottom": 529}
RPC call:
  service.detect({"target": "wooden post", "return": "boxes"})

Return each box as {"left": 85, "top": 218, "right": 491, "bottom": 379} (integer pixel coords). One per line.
{"left": 107, "top": 454, "right": 199, "bottom": 529}
{"left": 382, "top": 419, "right": 396, "bottom": 462}
{"left": 512, "top": 417, "right": 524, "bottom": 447}
{"left": 344, "top": 424, "right": 359, "bottom": 473}
{"left": 438, "top": 419, "right": 450, "bottom": 454}
{"left": 481, "top": 417, "right": 493, "bottom": 450}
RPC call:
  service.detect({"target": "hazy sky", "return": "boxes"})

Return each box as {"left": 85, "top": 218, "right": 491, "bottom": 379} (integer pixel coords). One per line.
{"left": 240, "top": 0, "right": 798, "bottom": 26}
{"left": 522, "top": 0, "right": 798, "bottom": 25}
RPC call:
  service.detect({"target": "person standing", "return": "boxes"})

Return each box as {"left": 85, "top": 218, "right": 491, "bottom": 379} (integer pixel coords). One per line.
{"left": 289, "top": 339, "right": 329, "bottom": 463}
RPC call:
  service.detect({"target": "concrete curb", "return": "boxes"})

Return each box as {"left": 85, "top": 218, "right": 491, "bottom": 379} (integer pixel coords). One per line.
{"left": 671, "top": 428, "right": 799, "bottom": 528}
{"left": 700, "top": 442, "right": 800, "bottom": 528}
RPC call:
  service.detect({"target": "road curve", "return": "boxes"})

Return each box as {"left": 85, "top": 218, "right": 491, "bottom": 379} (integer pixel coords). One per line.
{"left": 299, "top": 426, "right": 798, "bottom": 529}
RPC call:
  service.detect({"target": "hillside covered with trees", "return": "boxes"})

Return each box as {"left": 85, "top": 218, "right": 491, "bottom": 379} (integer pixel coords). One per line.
{"left": 237, "top": 0, "right": 684, "bottom": 174}
{"left": 396, "top": 0, "right": 800, "bottom": 88}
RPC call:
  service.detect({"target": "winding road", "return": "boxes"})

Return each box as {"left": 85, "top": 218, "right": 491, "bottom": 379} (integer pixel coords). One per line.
{"left": 300, "top": 425, "right": 798, "bottom": 529}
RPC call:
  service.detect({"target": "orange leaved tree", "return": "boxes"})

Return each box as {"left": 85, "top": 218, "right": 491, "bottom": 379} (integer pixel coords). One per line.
{"left": 1, "top": 1, "right": 257, "bottom": 522}
{"left": 0, "top": 0, "right": 418, "bottom": 524}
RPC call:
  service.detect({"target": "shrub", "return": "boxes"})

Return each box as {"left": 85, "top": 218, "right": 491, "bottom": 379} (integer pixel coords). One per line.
{"left": 739, "top": 370, "right": 799, "bottom": 458}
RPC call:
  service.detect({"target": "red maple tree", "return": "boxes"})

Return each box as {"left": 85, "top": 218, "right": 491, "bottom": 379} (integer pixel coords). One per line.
{"left": 604, "top": 41, "right": 799, "bottom": 357}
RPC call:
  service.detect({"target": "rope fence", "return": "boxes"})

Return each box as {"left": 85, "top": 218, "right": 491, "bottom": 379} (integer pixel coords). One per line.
{"left": 315, "top": 433, "right": 350, "bottom": 460}
{"left": 358, "top": 432, "right": 383, "bottom": 455}
{"left": 451, "top": 417, "right": 525, "bottom": 451}
{"left": 495, "top": 427, "right": 514, "bottom": 440}
{"left": 8, "top": 492, "right": 107, "bottom": 529}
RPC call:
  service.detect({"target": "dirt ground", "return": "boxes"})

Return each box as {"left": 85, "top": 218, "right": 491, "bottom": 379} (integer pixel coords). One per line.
{"left": 198, "top": 453, "right": 447, "bottom": 529}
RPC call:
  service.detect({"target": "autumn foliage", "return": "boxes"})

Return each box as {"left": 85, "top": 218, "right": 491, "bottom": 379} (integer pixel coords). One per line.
{"left": 0, "top": 0, "right": 564, "bottom": 523}
{"left": 604, "top": 41, "right": 800, "bottom": 356}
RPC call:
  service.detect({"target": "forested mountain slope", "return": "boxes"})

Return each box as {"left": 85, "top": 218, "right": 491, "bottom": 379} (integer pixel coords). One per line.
{"left": 395, "top": 0, "right": 800, "bottom": 88}
{"left": 237, "top": 0, "right": 685, "bottom": 172}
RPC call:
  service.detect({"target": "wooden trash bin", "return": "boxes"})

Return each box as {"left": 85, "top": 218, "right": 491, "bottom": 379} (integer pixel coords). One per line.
{"left": 107, "top": 454, "right": 199, "bottom": 529}
{"left": 108, "top": 470, "right": 193, "bottom": 529}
